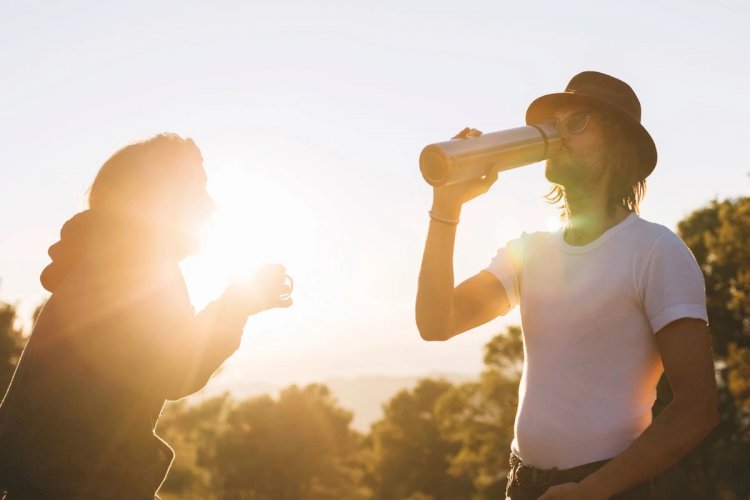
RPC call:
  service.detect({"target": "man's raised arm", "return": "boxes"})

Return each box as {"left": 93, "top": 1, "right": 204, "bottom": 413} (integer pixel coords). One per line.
{"left": 415, "top": 166, "right": 508, "bottom": 341}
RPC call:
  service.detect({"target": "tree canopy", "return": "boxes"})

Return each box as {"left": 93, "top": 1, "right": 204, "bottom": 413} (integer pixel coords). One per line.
{"left": 0, "top": 301, "right": 26, "bottom": 397}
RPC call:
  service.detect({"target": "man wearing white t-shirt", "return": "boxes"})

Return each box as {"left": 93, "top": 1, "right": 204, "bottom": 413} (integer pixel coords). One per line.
{"left": 416, "top": 72, "right": 718, "bottom": 499}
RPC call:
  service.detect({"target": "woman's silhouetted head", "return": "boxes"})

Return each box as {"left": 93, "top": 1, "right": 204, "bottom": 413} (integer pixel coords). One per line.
{"left": 88, "top": 133, "right": 214, "bottom": 258}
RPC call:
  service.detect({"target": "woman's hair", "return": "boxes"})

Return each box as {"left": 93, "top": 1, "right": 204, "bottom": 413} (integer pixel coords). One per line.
{"left": 88, "top": 133, "right": 205, "bottom": 217}
{"left": 545, "top": 109, "right": 646, "bottom": 220}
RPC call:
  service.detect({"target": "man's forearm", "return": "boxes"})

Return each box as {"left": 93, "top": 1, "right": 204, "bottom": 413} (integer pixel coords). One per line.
{"left": 416, "top": 174, "right": 499, "bottom": 340}
{"left": 579, "top": 399, "right": 718, "bottom": 498}
{"left": 415, "top": 214, "right": 460, "bottom": 341}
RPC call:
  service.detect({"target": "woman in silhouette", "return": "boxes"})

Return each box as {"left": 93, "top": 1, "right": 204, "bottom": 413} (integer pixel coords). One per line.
{"left": 0, "top": 133, "right": 292, "bottom": 499}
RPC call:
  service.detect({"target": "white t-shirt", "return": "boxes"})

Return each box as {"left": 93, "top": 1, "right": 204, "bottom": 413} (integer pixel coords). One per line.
{"left": 485, "top": 214, "right": 707, "bottom": 469}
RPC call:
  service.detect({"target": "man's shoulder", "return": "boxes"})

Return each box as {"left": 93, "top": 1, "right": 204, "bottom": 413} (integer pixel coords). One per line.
{"left": 517, "top": 229, "right": 558, "bottom": 246}
{"left": 498, "top": 230, "right": 558, "bottom": 257}
{"left": 488, "top": 230, "right": 556, "bottom": 272}
{"left": 626, "top": 216, "right": 697, "bottom": 266}
{"left": 627, "top": 215, "right": 683, "bottom": 246}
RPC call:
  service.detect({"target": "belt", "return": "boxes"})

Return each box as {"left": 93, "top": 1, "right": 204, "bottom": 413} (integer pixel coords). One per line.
{"left": 509, "top": 452, "right": 610, "bottom": 491}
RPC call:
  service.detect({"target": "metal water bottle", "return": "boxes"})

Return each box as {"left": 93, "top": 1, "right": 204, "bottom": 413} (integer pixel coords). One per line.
{"left": 419, "top": 122, "right": 561, "bottom": 187}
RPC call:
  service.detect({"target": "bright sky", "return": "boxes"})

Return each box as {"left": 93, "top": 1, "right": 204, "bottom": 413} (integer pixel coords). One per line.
{"left": 2, "top": 0, "right": 748, "bottom": 389}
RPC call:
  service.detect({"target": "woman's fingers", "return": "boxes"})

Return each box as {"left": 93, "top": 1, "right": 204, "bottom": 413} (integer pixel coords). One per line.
{"left": 275, "top": 297, "right": 293, "bottom": 308}
{"left": 254, "top": 265, "right": 294, "bottom": 309}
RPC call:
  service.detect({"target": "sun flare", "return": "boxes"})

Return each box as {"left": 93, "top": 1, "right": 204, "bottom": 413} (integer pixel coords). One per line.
{"left": 181, "top": 165, "right": 315, "bottom": 309}
{"left": 545, "top": 215, "right": 565, "bottom": 232}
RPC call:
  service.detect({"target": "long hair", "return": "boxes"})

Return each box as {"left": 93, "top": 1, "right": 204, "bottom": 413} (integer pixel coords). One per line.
{"left": 88, "top": 133, "right": 205, "bottom": 218}
{"left": 545, "top": 110, "right": 646, "bottom": 221}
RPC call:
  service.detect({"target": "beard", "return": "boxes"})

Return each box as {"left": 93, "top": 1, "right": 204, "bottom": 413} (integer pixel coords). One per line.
{"left": 545, "top": 146, "right": 607, "bottom": 192}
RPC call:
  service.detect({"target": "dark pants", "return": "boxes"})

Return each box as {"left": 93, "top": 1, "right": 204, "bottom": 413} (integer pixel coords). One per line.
{"left": 0, "top": 439, "right": 171, "bottom": 500}
{"left": 0, "top": 467, "right": 163, "bottom": 500}
{"left": 2, "top": 489, "right": 159, "bottom": 500}
{"left": 505, "top": 452, "right": 655, "bottom": 500}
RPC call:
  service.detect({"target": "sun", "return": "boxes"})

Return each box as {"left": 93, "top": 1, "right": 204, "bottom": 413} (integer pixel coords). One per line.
{"left": 181, "top": 165, "right": 315, "bottom": 310}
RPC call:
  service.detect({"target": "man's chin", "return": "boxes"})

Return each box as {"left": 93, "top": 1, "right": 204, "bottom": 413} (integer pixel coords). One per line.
{"left": 544, "top": 160, "right": 566, "bottom": 185}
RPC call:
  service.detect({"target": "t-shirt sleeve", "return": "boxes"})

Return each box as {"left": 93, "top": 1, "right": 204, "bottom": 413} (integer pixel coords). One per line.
{"left": 484, "top": 233, "right": 528, "bottom": 311}
{"left": 641, "top": 231, "right": 708, "bottom": 334}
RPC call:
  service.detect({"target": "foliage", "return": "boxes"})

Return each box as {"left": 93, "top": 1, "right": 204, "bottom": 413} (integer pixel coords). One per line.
{"left": 0, "top": 301, "right": 27, "bottom": 396}
{"left": 158, "top": 385, "right": 366, "bottom": 500}
{"left": 435, "top": 327, "right": 522, "bottom": 498}
{"left": 364, "top": 378, "right": 469, "bottom": 499}
{"left": 363, "top": 326, "right": 522, "bottom": 500}
{"left": 157, "top": 395, "right": 229, "bottom": 499}
{"left": 651, "top": 196, "right": 750, "bottom": 499}
{"left": 678, "top": 198, "right": 750, "bottom": 357}
{"left": 157, "top": 326, "right": 524, "bottom": 500}
{"left": 216, "top": 384, "right": 364, "bottom": 499}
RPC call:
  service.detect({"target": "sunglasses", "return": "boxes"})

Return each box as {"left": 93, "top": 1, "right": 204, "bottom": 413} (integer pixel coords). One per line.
{"left": 552, "top": 111, "right": 592, "bottom": 135}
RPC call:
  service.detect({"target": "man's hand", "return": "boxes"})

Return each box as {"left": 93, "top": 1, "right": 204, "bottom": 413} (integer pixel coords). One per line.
{"left": 226, "top": 264, "right": 293, "bottom": 316}
{"left": 430, "top": 127, "right": 498, "bottom": 219}
{"left": 452, "top": 126, "right": 483, "bottom": 139}
{"left": 538, "top": 482, "right": 606, "bottom": 500}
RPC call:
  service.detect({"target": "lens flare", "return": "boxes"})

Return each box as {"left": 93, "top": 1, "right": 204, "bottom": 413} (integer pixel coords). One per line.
{"left": 181, "top": 165, "right": 315, "bottom": 309}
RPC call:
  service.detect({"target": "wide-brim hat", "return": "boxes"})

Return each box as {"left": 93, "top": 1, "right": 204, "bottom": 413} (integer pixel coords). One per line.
{"left": 526, "top": 71, "right": 657, "bottom": 180}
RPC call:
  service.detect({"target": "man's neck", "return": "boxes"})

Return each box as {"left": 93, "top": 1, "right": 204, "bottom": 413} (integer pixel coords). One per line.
{"left": 564, "top": 189, "right": 629, "bottom": 246}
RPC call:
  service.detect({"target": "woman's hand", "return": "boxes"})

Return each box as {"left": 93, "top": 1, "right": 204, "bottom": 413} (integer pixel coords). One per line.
{"left": 226, "top": 264, "right": 293, "bottom": 316}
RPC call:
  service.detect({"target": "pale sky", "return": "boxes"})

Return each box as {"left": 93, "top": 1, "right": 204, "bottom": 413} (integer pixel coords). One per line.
{"left": 2, "top": 0, "right": 748, "bottom": 389}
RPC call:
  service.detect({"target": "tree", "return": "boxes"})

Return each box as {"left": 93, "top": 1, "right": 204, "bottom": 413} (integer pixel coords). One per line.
{"left": 364, "top": 328, "right": 523, "bottom": 500}
{"left": 436, "top": 326, "right": 522, "bottom": 499}
{"left": 214, "top": 384, "right": 363, "bottom": 500}
{"left": 157, "top": 395, "right": 231, "bottom": 499}
{"left": 652, "top": 196, "right": 750, "bottom": 498}
{"left": 678, "top": 198, "right": 750, "bottom": 358}
{"left": 0, "top": 301, "right": 26, "bottom": 396}
{"left": 365, "top": 378, "right": 473, "bottom": 500}
{"left": 158, "top": 385, "right": 365, "bottom": 500}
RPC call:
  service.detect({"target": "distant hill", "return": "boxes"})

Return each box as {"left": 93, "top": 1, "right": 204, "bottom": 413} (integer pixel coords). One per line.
{"left": 323, "top": 373, "right": 474, "bottom": 431}
{"left": 200, "top": 372, "right": 475, "bottom": 432}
